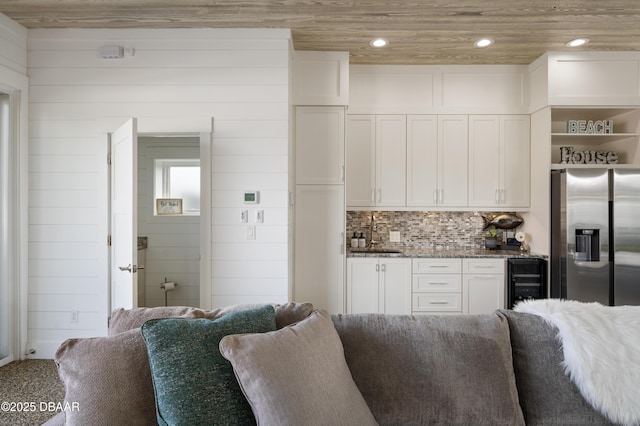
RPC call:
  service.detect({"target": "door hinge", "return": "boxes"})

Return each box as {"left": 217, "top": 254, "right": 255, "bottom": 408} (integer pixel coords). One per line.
{"left": 107, "top": 153, "right": 112, "bottom": 165}
{"left": 107, "top": 235, "right": 112, "bottom": 246}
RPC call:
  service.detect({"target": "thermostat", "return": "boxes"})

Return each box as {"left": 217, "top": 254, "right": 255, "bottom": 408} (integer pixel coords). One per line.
{"left": 243, "top": 191, "right": 259, "bottom": 204}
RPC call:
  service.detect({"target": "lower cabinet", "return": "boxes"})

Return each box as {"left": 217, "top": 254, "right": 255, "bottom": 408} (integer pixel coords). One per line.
{"left": 412, "top": 258, "right": 463, "bottom": 314}
{"left": 462, "top": 258, "right": 506, "bottom": 314}
{"left": 346, "top": 258, "right": 412, "bottom": 314}
{"left": 348, "top": 257, "right": 507, "bottom": 315}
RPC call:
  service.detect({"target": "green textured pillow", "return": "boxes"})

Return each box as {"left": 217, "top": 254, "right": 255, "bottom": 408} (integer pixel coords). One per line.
{"left": 140, "top": 305, "right": 276, "bottom": 426}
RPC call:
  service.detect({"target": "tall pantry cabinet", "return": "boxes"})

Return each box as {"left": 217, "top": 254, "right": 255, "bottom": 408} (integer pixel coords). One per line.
{"left": 294, "top": 107, "right": 346, "bottom": 314}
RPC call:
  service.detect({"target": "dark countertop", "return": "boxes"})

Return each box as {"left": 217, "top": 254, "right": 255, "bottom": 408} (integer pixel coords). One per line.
{"left": 347, "top": 247, "right": 547, "bottom": 259}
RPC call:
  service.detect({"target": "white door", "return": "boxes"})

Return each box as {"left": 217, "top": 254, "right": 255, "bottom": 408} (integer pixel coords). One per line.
{"left": 379, "top": 258, "right": 412, "bottom": 314}
{"left": 294, "top": 185, "right": 345, "bottom": 313}
{"left": 407, "top": 115, "right": 438, "bottom": 206}
{"left": 439, "top": 115, "right": 469, "bottom": 207}
{"left": 295, "top": 107, "right": 345, "bottom": 185}
{"left": 376, "top": 115, "right": 406, "bottom": 206}
{"left": 346, "top": 115, "right": 376, "bottom": 207}
{"left": 346, "top": 258, "right": 379, "bottom": 313}
{"left": 468, "top": 115, "right": 500, "bottom": 206}
{"left": 110, "top": 119, "right": 138, "bottom": 310}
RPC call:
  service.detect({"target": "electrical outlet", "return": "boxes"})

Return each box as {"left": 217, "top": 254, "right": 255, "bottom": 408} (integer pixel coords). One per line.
{"left": 71, "top": 311, "right": 79, "bottom": 323}
{"left": 256, "top": 210, "right": 264, "bottom": 223}
{"left": 390, "top": 231, "right": 401, "bottom": 242}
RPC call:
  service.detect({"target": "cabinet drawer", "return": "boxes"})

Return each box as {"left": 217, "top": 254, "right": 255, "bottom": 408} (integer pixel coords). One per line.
{"left": 463, "top": 258, "right": 504, "bottom": 274}
{"left": 412, "top": 293, "right": 461, "bottom": 312}
{"left": 413, "top": 258, "right": 462, "bottom": 273}
{"left": 413, "top": 274, "right": 462, "bottom": 292}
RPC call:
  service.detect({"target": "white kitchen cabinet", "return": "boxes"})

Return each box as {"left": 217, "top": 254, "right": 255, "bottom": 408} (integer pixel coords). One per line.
{"left": 411, "top": 258, "right": 463, "bottom": 313}
{"left": 407, "top": 115, "right": 469, "bottom": 207}
{"left": 346, "top": 115, "right": 406, "bottom": 207}
{"left": 346, "top": 257, "right": 411, "bottom": 314}
{"left": 294, "top": 185, "right": 345, "bottom": 314}
{"left": 462, "top": 258, "right": 505, "bottom": 314}
{"left": 292, "top": 51, "right": 349, "bottom": 106}
{"left": 468, "top": 115, "right": 530, "bottom": 208}
{"left": 295, "top": 106, "right": 345, "bottom": 185}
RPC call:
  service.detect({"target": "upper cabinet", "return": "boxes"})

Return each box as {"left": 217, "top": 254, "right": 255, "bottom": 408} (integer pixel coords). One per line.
{"left": 346, "top": 115, "right": 406, "bottom": 207}
{"left": 469, "top": 115, "right": 530, "bottom": 208}
{"left": 293, "top": 51, "right": 349, "bottom": 105}
{"left": 295, "top": 106, "right": 345, "bottom": 184}
{"left": 407, "top": 115, "right": 468, "bottom": 207}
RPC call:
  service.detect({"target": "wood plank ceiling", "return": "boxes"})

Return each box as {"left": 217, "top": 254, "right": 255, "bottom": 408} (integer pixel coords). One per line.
{"left": 1, "top": 0, "right": 639, "bottom": 65}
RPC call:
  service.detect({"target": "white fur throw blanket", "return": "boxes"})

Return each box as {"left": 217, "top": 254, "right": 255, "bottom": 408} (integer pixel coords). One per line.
{"left": 514, "top": 299, "right": 640, "bottom": 426}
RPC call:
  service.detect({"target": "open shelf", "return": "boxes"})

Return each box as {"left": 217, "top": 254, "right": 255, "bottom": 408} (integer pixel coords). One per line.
{"left": 551, "top": 107, "right": 640, "bottom": 167}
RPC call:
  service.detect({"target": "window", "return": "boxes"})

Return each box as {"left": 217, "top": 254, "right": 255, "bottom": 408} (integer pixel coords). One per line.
{"left": 154, "top": 159, "right": 200, "bottom": 215}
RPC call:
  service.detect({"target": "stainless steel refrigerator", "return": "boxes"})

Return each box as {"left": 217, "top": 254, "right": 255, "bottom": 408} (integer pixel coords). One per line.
{"left": 550, "top": 168, "right": 640, "bottom": 305}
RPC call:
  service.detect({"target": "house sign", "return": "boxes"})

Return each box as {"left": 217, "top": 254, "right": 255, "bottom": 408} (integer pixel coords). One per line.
{"left": 560, "top": 146, "right": 619, "bottom": 164}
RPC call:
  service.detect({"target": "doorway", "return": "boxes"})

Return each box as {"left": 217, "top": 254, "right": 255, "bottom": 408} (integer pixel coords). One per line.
{"left": 137, "top": 135, "right": 201, "bottom": 307}
{"left": 0, "top": 91, "right": 15, "bottom": 366}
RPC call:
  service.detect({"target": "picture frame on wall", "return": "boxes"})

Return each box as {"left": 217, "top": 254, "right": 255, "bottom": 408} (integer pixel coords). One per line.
{"left": 156, "top": 198, "right": 183, "bottom": 215}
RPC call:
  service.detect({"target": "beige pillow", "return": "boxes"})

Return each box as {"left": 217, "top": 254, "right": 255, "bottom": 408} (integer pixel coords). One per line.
{"left": 219, "top": 310, "right": 378, "bottom": 426}
{"left": 54, "top": 328, "right": 157, "bottom": 426}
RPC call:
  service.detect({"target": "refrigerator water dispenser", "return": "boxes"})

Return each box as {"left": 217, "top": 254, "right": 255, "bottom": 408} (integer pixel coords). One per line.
{"left": 575, "top": 229, "right": 600, "bottom": 262}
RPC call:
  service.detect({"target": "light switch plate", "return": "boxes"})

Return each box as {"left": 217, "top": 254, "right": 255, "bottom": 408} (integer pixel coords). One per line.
{"left": 246, "top": 226, "right": 256, "bottom": 240}
{"left": 389, "top": 231, "right": 401, "bottom": 242}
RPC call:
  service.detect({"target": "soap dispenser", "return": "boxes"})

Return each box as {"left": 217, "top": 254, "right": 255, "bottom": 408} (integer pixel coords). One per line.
{"left": 351, "top": 232, "right": 359, "bottom": 248}
{"left": 358, "top": 232, "right": 366, "bottom": 248}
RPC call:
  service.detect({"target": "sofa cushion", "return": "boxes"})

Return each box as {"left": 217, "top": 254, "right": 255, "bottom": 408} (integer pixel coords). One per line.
{"left": 54, "top": 328, "right": 157, "bottom": 426}
{"left": 331, "top": 312, "right": 525, "bottom": 426}
{"left": 219, "top": 309, "right": 378, "bottom": 426}
{"left": 141, "top": 305, "right": 276, "bottom": 426}
{"left": 109, "top": 302, "right": 313, "bottom": 335}
{"left": 497, "top": 310, "right": 614, "bottom": 425}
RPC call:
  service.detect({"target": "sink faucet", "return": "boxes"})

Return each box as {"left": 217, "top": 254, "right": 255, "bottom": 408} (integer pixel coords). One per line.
{"left": 370, "top": 213, "right": 378, "bottom": 248}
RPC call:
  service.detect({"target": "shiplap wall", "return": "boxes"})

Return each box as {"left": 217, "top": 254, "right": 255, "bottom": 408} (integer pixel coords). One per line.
{"left": 26, "top": 28, "right": 291, "bottom": 358}
{"left": 137, "top": 137, "right": 200, "bottom": 308}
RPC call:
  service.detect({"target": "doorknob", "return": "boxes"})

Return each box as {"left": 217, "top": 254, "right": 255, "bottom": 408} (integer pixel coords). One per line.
{"left": 118, "top": 264, "right": 142, "bottom": 273}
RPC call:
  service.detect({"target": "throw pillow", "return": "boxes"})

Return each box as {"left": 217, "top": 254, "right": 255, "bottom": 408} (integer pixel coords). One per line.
{"left": 219, "top": 309, "right": 379, "bottom": 426}
{"left": 54, "top": 328, "right": 157, "bottom": 426}
{"left": 109, "top": 302, "right": 313, "bottom": 335}
{"left": 140, "top": 305, "right": 276, "bottom": 426}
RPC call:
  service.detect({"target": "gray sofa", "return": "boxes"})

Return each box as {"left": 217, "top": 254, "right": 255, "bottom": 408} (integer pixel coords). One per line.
{"left": 43, "top": 303, "right": 613, "bottom": 426}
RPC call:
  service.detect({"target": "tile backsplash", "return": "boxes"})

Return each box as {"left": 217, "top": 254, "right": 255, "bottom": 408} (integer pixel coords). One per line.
{"left": 346, "top": 211, "right": 519, "bottom": 250}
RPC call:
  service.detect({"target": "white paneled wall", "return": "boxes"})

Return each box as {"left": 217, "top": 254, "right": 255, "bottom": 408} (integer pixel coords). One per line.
{"left": 27, "top": 28, "right": 291, "bottom": 358}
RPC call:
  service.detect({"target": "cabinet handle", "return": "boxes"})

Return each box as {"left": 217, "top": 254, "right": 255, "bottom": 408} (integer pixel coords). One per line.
{"left": 429, "top": 301, "right": 449, "bottom": 305}
{"left": 381, "top": 264, "right": 386, "bottom": 272}
{"left": 429, "top": 265, "right": 449, "bottom": 268}
{"left": 376, "top": 264, "right": 379, "bottom": 272}
{"left": 439, "top": 189, "right": 443, "bottom": 204}
{"left": 371, "top": 189, "right": 376, "bottom": 204}
{"left": 429, "top": 282, "right": 449, "bottom": 285}
{"left": 433, "top": 189, "right": 438, "bottom": 204}
{"left": 340, "top": 165, "right": 345, "bottom": 183}
{"left": 339, "top": 232, "right": 344, "bottom": 255}
{"left": 500, "top": 189, "right": 505, "bottom": 204}
{"left": 495, "top": 189, "right": 499, "bottom": 204}
{"left": 377, "top": 189, "right": 382, "bottom": 203}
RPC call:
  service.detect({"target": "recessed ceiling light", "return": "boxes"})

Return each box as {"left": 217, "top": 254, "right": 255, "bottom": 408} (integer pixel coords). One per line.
{"left": 370, "top": 38, "right": 388, "bottom": 48}
{"left": 474, "top": 38, "right": 494, "bottom": 48}
{"left": 566, "top": 38, "right": 589, "bottom": 47}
